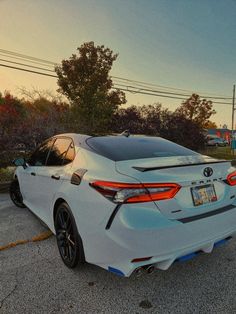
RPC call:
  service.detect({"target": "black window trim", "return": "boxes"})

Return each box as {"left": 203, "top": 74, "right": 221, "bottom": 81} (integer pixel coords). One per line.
{"left": 45, "top": 136, "right": 76, "bottom": 167}
{"left": 28, "top": 137, "right": 56, "bottom": 167}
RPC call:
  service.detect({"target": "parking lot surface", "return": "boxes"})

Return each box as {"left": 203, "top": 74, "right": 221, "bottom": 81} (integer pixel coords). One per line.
{"left": 1, "top": 193, "right": 236, "bottom": 313}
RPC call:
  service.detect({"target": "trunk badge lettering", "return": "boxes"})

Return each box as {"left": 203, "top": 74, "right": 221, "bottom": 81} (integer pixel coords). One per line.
{"left": 191, "top": 177, "right": 222, "bottom": 185}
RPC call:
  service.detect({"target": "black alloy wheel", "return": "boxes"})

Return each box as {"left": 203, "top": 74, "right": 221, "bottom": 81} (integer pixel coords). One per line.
{"left": 55, "top": 202, "right": 85, "bottom": 268}
{"left": 9, "top": 180, "right": 26, "bottom": 208}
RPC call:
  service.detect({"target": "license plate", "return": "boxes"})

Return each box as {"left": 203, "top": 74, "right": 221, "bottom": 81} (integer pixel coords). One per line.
{"left": 191, "top": 184, "right": 217, "bottom": 206}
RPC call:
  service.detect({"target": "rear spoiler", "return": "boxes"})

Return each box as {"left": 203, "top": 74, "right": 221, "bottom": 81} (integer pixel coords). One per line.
{"left": 133, "top": 160, "right": 231, "bottom": 172}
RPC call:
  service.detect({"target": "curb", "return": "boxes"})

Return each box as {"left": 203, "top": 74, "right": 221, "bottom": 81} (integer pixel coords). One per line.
{"left": 0, "top": 182, "right": 10, "bottom": 193}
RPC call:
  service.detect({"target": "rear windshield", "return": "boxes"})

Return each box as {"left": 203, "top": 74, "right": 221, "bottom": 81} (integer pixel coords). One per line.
{"left": 86, "top": 136, "right": 198, "bottom": 161}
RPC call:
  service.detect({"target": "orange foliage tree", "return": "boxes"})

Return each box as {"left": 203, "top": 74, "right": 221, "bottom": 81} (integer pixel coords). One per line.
{"left": 175, "top": 94, "right": 216, "bottom": 128}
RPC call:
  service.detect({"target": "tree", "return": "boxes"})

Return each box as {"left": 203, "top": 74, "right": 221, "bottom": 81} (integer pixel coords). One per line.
{"left": 139, "top": 104, "right": 164, "bottom": 135}
{"left": 175, "top": 94, "right": 216, "bottom": 128}
{"left": 0, "top": 92, "right": 26, "bottom": 149}
{"left": 204, "top": 120, "right": 217, "bottom": 129}
{"left": 20, "top": 97, "right": 69, "bottom": 148}
{"left": 159, "top": 112, "right": 205, "bottom": 150}
{"left": 111, "top": 106, "right": 144, "bottom": 134}
{"left": 18, "top": 86, "right": 66, "bottom": 103}
{"left": 111, "top": 104, "right": 205, "bottom": 150}
{"left": 111, "top": 103, "right": 167, "bottom": 135}
{"left": 55, "top": 42, "right": 126, "bottom": 133}
{"left": 0, "top": 90, "right": 70, "bottom": 168}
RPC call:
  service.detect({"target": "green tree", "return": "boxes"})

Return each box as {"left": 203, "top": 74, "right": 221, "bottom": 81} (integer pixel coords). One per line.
{"left": 175, "top": 94, "right": 216, "bottom": 128}
{"left": 55, "top": 42, "right": 126, "bottom": 133}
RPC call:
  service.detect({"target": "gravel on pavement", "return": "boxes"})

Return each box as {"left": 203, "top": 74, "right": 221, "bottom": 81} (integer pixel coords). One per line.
{"left": 1, "top": 194, "right": 236, "bottom": 313}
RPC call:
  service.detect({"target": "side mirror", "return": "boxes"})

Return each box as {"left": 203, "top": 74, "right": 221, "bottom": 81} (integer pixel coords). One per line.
{"left": 13, "top": 158, "right": 27, "bottom": 169}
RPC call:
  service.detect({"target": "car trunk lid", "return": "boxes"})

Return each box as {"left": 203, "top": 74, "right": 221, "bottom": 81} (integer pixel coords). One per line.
{"left": 115, "top": 155, "right": 234, "bottom": 219}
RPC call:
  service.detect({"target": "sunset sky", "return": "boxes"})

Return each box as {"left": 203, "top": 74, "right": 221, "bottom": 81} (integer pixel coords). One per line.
{"left": 1, "top": 0, "right": 236, "bottom": 127}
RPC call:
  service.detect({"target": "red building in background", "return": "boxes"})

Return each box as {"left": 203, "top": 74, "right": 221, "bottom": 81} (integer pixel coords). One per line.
{"left": 207, "top": 128, "right": 232, "bottom": 143}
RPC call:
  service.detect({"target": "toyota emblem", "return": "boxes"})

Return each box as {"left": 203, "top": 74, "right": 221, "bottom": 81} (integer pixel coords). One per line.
{"left": 203, "top": 167, "right": 213, "bottom": 177}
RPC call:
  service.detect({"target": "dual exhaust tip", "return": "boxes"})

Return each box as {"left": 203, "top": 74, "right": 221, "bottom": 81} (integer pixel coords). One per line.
{"left": 135, "top": 265, "right": 155, "bottom": 276}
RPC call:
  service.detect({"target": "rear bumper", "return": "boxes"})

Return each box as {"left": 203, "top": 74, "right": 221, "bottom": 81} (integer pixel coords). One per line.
{"left": 82, "top": 203, "right": 236, "bottom": 277}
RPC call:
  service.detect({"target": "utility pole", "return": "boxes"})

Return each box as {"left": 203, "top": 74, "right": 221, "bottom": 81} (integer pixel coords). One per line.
{"left": 231, "top": 84, "right": 235, "bottom": 154}
{"left": 232, "top": 85, "right": 235, "bottom": 133}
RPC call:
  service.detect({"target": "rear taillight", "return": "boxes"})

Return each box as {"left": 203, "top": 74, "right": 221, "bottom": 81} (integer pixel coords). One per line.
{"left": 89, "top": 181, "right": 181, "bottom": 203}
{"left": 227, "top": 171, "right": 236, "bottom": 186}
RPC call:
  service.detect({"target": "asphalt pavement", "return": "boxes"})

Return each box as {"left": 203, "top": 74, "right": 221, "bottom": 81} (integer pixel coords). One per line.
{"left": 1, "top": 193, "right": 236, "bottom": 313}
{"left": 0, "top": 194, "right": 48, "bottom": 248}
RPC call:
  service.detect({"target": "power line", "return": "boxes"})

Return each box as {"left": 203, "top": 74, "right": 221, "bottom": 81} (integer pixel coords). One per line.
{"left": 0, "top": 48, "right": 232, "bottom": 99}
{"left": 113, "top": 76, "right": 193, "bottom": 92}
{"left": 0, "top": 53, "right": 232, "bottom": 105}
{"left": 0, "top": 62, "right": 232, "bottom": 105}
{"left": 114, "top": 87, "right": 191, "bottom": 100}
{"left": 112, "top": 76, "right": 232, "bottom": 99}
{"left": 113, "top": 86, "right": 232, "bottom": 105}
{"left": 0, "top": 56, "right": 231, "bottom": 102}
{"left": 113, "top": 82, "right": 194, "bottom": 98}
{"left": 0, "top": 58, "right": 55, "bottom": 73}
{"left": 0, "top": 49, "right": 56, "bottom": 65}
{"left": 0, "top": 52, "right": 56, "bottom": 68}
{"left": 113, "top": 82, "right": 232, "bottom": 101}
{"left": 0, "top": 63, "right": 57, "bottom": 78}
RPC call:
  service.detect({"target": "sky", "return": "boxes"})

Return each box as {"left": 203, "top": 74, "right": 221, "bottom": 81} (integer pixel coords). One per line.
{"left": 1, "top": 0, "right": 236, "bottom": 127}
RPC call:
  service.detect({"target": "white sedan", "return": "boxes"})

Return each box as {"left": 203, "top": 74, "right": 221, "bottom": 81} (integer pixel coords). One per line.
{"left": 10, "top": 133, "right": 236, "bottom": 277}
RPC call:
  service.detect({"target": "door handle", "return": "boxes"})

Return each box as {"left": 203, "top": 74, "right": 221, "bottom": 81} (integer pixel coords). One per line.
{"left": 31, "top": 172, "right": 36, "bottom": 176}
{"left": 51, "top": 175, "right": 60, "bottom": 180}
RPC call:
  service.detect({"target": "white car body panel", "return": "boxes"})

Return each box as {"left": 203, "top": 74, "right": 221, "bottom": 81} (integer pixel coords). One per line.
{"left": 14, "top": 134, "right": 236, "bottom": 277}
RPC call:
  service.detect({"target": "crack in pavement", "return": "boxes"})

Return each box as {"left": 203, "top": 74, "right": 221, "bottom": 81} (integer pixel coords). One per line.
{"left": 0, "top": 243, "right": 54, "bottom": 311}
{"left": 36, "top": 242, "right": 55, "bottom": 266}
{"left": 0, "top": 270, "right": 19, "bottom": 310}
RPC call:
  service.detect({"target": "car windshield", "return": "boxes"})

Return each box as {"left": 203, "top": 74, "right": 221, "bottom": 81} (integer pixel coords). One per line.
{"left": 86, "top": 136, "right": 198, "bottom": 161}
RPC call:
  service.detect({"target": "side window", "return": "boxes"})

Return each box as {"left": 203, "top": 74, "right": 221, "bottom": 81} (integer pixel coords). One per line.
{"left": 46, "top": 138, "right": 75, "bottom": 166}
{"left": 28, "top": 139, "right": 55, "bottom": 166}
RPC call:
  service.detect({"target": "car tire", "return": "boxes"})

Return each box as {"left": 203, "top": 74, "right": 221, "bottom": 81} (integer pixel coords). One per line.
{"left": 55, "top": 202, "right": 85, "bottom": 268}
{"left": 9, "top": 179, "right": 26, "bottom": 208}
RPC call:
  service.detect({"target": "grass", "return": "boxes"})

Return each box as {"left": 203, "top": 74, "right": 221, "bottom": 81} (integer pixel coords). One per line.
{"left": 200, "top": 146, "right": 234, "bottom": 160}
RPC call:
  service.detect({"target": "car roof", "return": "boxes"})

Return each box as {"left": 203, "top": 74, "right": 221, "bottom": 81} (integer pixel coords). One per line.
{"left": 54, "top": 133, "right": 156, "bottom": 147}
{"left": 53, "top": 133, "right": 91, "bottom": 146}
